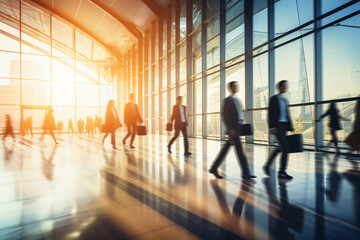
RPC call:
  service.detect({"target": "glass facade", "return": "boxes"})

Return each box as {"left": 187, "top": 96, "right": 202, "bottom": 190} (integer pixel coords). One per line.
{"left": 125, "top": 0, "right": 360, "bottom": 152}
{"left": 0, "top": 0, "right": 117, "bottom": 133}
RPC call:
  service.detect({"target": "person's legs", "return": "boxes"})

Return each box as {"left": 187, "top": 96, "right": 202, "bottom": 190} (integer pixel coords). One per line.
{"left": 209, "top": 141, "right": 231, "bottom": 179}
{"left": 30, "top": 127, "right": 33, "bottom": 137}
{"left": 276, "top": 128, "right": 289, "bottom": 171}
{"left": 123, "top": 124, "right": 131, "bottom": 144}
{"left": 111, "top": 131, "right": 116, "bottom": 148}
{"left": 102, "top": 132, "right": 109, "bottom": 143}
{"left": 168, "top": 127, "right": 180, "bottom": 147}
{"left": 180, "top": 124, "right": 189, "bottom": 153}
{"left": 232, "top": 136, "right": 251, "bottom": 177}
{"left": 49, "top": 130, "right": 58, "bottom": 144}
{"left": 130, "top": 124, "right": 136, "bottom": 147}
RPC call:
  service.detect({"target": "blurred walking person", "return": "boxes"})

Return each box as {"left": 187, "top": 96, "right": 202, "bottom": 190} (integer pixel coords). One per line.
{"left": 263, "top": 80, "right": 294, "bottom": 179}
{"left": 3, "top": 114, "right": 15, "bottom": 141}
{"left": 122, "top": 93, "right": 143, "bottom": 148}
{"left": 40, "top": 109, "right": 58, "bottom": 144}
{"left": 209, "top": 82, "right": 255, "bottom": 179}
{"left": 68, "top": 118, "right": 74, "bottom": 133}
{"left": 102, "top": 100, "right": 122, "bottom": 149}
{"left": 316, "top": 101, "right": 350, "bottom": 155}
{"left": 24, "top": 116, "right": 33, "bottom": 137}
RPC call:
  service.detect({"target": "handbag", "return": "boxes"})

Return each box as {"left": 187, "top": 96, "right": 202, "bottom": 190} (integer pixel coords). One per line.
{"left": 240, "top": 123, "right": 253, "bottom": 136}
{"left": 344, "top": 131, "right": 360, "bottom": 150}
{"left": 166, "top": 123, "right": 173, "bottom": 131}
{"left": 285, "top": 134, "right": 303, "bottom": 153}
{"left": 137, "top": 125, "right": 147, "bottom": 135}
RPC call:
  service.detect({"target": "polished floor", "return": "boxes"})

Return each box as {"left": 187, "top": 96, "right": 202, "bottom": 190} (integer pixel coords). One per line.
{"left": 0, "top": 133, "right": 359, "bottom": 240}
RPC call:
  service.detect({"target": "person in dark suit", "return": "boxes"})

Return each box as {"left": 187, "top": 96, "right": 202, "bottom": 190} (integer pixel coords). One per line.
{"left": 263, "top": 80, "right": 293, "bottom": 179}
{"left": 316, "top": 101, "right": 350, "bottom": 155}
{"left": 167, "top": 96, "right": 191, "bottom": 156}
{"left": 122, "top": 93, "right": 143, "bottom": 148}
{"left": 102, "top": 99, "right": 122, "bottom": 149}
{"left": 208, "top": 82, "right": 255, "bottom": 179}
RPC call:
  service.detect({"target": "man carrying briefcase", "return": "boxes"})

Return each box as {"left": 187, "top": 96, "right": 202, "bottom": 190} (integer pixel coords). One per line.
{"left": 264, "top": 80, "right": 294, "bottom": 179}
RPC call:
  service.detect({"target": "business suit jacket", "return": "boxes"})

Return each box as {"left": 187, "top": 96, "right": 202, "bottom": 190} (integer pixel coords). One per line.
{"left": 171, "top": 105, "right": 187, "bottom": 127}
{"left": 222, "top": 96, "right": 243, "bottom": 134}
{"left": 268, "top": 94, "right": 293, "bottom": 131}
{"left": 124, "top": 102, "right": 142, "bottom": 125}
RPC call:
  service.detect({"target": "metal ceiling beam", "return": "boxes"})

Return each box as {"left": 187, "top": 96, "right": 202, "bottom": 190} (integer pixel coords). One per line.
{"left": 89, "top": 0, "right": 143, "bottom": 39}
{"left": 140, "top": 0, "right": 165, "bottom": 18}
{"left": 28, "top": 0, "right": 122, "bottom": 58}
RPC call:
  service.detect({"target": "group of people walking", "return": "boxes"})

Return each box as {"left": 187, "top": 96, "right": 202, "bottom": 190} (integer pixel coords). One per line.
{"left": 2, "top": 80, "right": 360, "bottom": 181}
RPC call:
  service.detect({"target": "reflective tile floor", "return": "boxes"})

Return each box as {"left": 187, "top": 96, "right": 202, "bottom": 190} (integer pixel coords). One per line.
{"left": 0, "top": 133, "right": 359, "bottom": 239}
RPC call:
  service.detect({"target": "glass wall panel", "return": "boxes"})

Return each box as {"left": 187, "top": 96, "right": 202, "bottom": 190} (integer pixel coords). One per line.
{"left": 180, "top": 0, "right": 187, "bottom": 40}
{"left": 21, "top": 54, "right": 50, "bottom": 80}
{"left": 52, "top": 16, "right": 73, "bottom": 50}
{"left": 52, "top": 57, "right": 74, "bottom": 82}
{"left": 194, "top": 80, "right": 202, "bottom": 114}
{"left": 76, "top": 83, "right": 99, "bottom": 107}
{"left": 52, "top": 82, "right": 75, "bottom": 106}
{"left": 253, "top": 0, "right": 267, "bottom": 49}
{"left": 207, "top": 114, "right": 220, "bottom": 137}
{"left": 22, "top": 80, "right": 50, "bottom": 105}
{"left": 194, "top": 115, "right": 202, "bottom": 136}
{"left": 322, "top": 0, "right": 352, "bottom": 14}
{"left": 0, "top": 51, "right": 20, "bottom": 78}
{"left": 52, "top": 107, "right": 75, "bottom": 130}
{"left": 21, "top": 1, "right": 50, "bottom": 36}
{"left": 192, "top": 30, "right": 202, "bottom": 75}
{"left": 76, "top": 107, "right": 100, "bottom": 123}
{"left": 0, "top": 0, "right": 20, "bottom": 20}
{"left": 21, "top": 25, "right": 50, "bottom": 55}
{"left": 75, "top": 30, "right": 92, "bottom": 60}
{"left": 192, "top": 0, "right": 202, "bottom": 30}
{"left": 253, "top": 110, "right": 268, "bottom": 142}
{"left": 226, "top": 63, "right": 245, "bottom": 105}
{"left": 226, "top": 0, "right": 245, "bottom": 60}
{"left": 322, "top": 14, "right": 360, "bottom": 100}
{"left": 289, "top": 106, "right": 315, "bottom": 145}
{"left": 0, "top": 78, "right": 20, "bottom": 105}
{"left": 207, "top": 0, "right": 220, "bottom": 17}
{"left": 253, "top": 54, "right": 268, "bottom": 108}
{"left": 275, "top": 35, "right": 314, "bottom": 104}
{"left": 100, "top": 84, "right": 115, "bottom": 107}
{"left": 76, "top": 60, "right": 98, "bottom": 84}
{"left": 0, "top": 17, "right": 20, "bottom": 52}
{"left": 162, "top": 57, "right": 167, "bottom": 89}
{"left": 207, "top": 69, "right": 220, "bottom": 113}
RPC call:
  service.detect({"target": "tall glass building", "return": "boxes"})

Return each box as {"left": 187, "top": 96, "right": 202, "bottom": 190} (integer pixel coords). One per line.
{"left": 1, "top": 0, "right": 359, "bottom": 148}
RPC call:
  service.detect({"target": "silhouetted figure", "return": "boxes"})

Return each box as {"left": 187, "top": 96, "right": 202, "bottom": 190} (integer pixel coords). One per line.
{"left": 24, "top": 116, "right": 33, "bottom": 137}
{"left": 209, "top": 82, "right": 255, "bottom": 179}
{"left": 122, "top": 93, "right": 143, "bottom": 148}
{"left": 354, "top": 97, "right": 360, "bottom": 132}
{"left": 102, "top": 99, "right": 122, "bottom": 149}
{"left": 20, "top": 118, "right": 25, "bottom": 136}
{"left": 77, "top": 119, "right": 84, "bottom": 134}
{"left": 167, "top": 96, "right": 191, "bottom": 156}
{"left": 3, "top": 114, "right": 15, "bottom": 141}
{"left": 40, "top": 109, "right": 58, "bottom": 144}
{"left": 95, "top": 115, "right": 101, "bottom": 134}
{"left": 68, "top": 118, "right": 74, "bottom": 133}
{"left": 316, "top": 101, "right": 350, "bottom": 155}
{"left": 346, "top": 97, "right": 360, "bottom": 153}
{"left": 263, "top": 80, "right": 294, "bottom": 179}
{"left": 85, "top": 116, "right": 91, "bottom": 136}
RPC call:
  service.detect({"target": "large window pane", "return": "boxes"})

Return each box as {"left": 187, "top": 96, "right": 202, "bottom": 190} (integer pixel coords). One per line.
{"left": 76, "top": 60, "right": 98, "bottom": 84}
{"left": 22, "top": 80, "right": 50, "bottom": 105}
{"left": 226, "top": 63, "right": 245, "bottom": 105}
{"left": 322, "top": 14, "right": 360, "bottom": 100}
{"left": 275, "top": 35, "right": 314, "bottom": 104}
{"left": 76, "top": 107, "right": 100, "bottom": 124}
{"left": 21, "top": 54, "right": 50, "bottom": 80}
{"left": 289, "top": 106, "right": 314, "bottom": 145}
{"left": 207, "top": 114, "right": 220, "bottom": 137}
{"left": 21, "top": 1, "right": 50, "bottom": 36}
{"left": 76, "top": 83, "right": 99, "bottom": 107}
{"left": 76, "top": 30, "right": 92, "bottom": 60}
{"left": 52, "top": 82, "right": 75, "bottom": 106}
{"left": 207, "top": 69, "right": 220, "bottom": 113}
{"left": 192, "top": 0, "right": 202, "bottom": 30}
{"left": 52, "top": 16, "right": 73, "bottom": 50}
{"left": 322, "top": 0, "right": 352, "bottom": 14}
{"left": 0, "top": 51, "right": 20, "bottom": 78}
{"left": 0, "top": 17, "right": 20, "bottom": 52}
{"left": 52, "top": 107, "right": 75, "bottom": 130}
{"left": 180, "top": 0, "right": 187, "bottom": 40}
{"left": 253, "top": 110, "right": 268, "bottom": 142}
{"left": 253, "top": 0, "right": 267, "bottom": 49}
{"left": 52, "top": 57, "right": 74, "bottom": 82}
{"left": 0, "top": 78, "right": 20, "bottom": 105}
{"left": 100, "top": 84, "right": 115, "bottom": 107}
{"left": 253, "top": 53, "right": 268, "bottom": 108}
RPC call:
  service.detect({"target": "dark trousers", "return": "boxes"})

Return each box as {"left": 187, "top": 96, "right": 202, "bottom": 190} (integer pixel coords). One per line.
{"left": 103, "top": 131, "right": 115, "bottom": 146}
{"left": 330, "top": 129, "right": 338, "bottom": 147}
{"left": 123, "top": 123, "right": 136, "bottom": 146}
{"left": 266, "top": 122, "right": 289, "bottom": 171}
{"left": 210, "top": 132, "right": 250, "bottom": 176}
{"left": 168, "top": 123, "right": 189, "bottom": 153}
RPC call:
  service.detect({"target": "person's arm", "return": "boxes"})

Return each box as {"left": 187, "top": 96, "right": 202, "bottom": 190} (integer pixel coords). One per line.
{"left": 170, "top": 106, "right": 175, "bottom": 123}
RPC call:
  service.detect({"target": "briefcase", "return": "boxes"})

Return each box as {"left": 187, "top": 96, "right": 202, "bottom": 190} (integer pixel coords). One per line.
{"left": 101, "top": 124, "right": 109, "bottom": 133}
{"left": 344, "top": 131, "right": 360, "bottom": 150}
{"left": 240, "top": 123, "right": 253, "bottom": 136}
{"left": 137, "top": 125, "right": 147, "bottom": 135}
{"left": 285, "top": 134, "right": 303, "bottom": 153}
{"left": 166, "top": 123, "right": 173, "bottom": 131}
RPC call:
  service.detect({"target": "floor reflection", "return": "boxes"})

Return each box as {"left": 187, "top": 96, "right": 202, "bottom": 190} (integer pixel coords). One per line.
{"left": 0, "top": 134, "right": 359, "bottom": 239}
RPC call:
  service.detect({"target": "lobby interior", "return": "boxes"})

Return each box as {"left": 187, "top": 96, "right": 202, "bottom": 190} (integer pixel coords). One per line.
{"left": 0, "top": 0, "right": 360, "bottom": 239}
